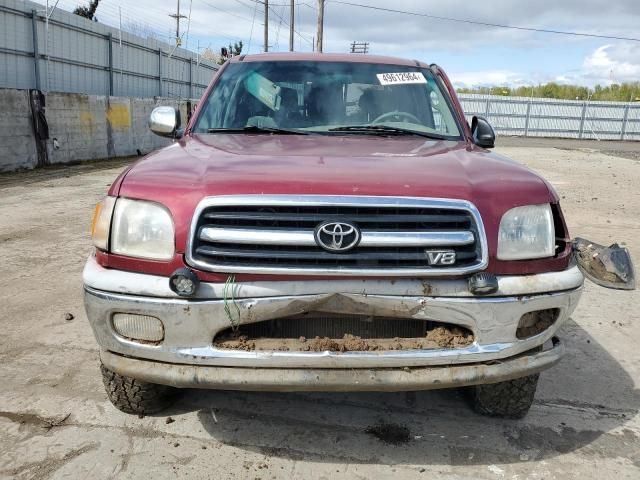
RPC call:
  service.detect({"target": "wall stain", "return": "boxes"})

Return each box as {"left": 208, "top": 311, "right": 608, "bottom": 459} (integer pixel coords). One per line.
{"left": 79, "top": 111, "right": 95, "bottom": 134}
{"left": 106, "top": 104, "right": 131, "bottom": 129}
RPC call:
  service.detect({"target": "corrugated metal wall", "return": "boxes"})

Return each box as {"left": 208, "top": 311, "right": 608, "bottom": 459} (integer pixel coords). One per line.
{"left": 0, "top": 0, "right": 218, "bottom": 98}
{"left": 459, "top": 94, "right": 640, "bottom": 141}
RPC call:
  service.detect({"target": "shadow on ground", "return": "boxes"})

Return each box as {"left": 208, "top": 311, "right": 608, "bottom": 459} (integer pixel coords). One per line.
{"left": 0, "top": 157, "right": 136, "bottom": 188}
{"left": 156, "top": 320, "right": 640, "bottom": 466}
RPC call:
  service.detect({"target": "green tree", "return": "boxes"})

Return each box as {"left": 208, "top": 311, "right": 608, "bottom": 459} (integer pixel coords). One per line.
{"left": 218, "top": 41, "right": 243, "bottom": 65}
{"left": 73, "top": 0, "right": 100, "bottom": 21}
{"left": 457, "top": 82, "right": 640, "bottom": 102}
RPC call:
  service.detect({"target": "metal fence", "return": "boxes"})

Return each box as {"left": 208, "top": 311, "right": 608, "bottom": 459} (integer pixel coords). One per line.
{"left": 459, "top": 93, "right": 640, "bottom": 141}
{"left": 0, "top": 0, "right": 218, "bottom": 98}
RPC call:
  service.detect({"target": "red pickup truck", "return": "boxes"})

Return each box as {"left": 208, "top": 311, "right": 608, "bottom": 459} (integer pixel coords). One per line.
{"left": 84, "top": 52, "right": 634, "bottom": 418}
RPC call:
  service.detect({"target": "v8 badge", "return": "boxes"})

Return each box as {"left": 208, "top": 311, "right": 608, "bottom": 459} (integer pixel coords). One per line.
{"left": 425, "top": 250, "right": 456, "bottom": 266}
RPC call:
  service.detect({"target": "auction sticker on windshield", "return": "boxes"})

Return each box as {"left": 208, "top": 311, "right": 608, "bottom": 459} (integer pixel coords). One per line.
{"left": 377, "top": 72, "right": 427, "bottom": 85}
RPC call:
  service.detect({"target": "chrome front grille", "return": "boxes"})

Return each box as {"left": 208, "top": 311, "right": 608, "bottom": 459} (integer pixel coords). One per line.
{"left": 186, "top": 196, "right": 488, "bottom": 276}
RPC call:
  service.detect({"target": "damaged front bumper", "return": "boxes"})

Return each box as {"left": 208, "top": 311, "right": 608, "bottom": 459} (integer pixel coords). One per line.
{"left": 100, "top": 337, "right": 565, "bottom": 392}
{"left": 84, "top": 255, "right": 584, "bottom": 390}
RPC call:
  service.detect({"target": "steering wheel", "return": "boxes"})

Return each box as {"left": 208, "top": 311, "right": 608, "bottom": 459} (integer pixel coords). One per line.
{"left": 372, "top": 111, "right": 421, "bottom": 125}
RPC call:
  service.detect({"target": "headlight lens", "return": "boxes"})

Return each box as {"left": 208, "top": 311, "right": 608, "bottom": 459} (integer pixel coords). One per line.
{"left": 497, "top": 204, "right": 555, "bottom": 260}
{"left": 111, "top": 198, "right": 175, "bottom": 260}
{"left": 91, "top": 196, "right": 116, "bottom": 250}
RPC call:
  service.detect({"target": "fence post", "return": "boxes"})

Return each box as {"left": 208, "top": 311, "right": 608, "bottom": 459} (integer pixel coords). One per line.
{"left": 524, "top": 100, "right": 532, "bottom": 137}
{"left": 484, "top": 97, "right": 490, "bottom": 119}
{"left": 31, "top": 10, "right": 41, "bottom": 90}
{"left": 158, "top": 49, "right": 163, "bottom": 97}
{"left": 107, "top": 33, "right": 114, "bottom": 96}
{"left": 578, "top": 102, "right": 587, "bottom": 139}
{"left": 189, "top": 58, "right": 193, "bottom": 99}
{"left": 620, "top": 104, "right": 630, "bottom": 141}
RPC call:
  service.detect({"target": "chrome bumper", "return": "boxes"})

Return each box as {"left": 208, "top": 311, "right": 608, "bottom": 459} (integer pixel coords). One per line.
{"left": 84, "top": 255, "right": 583, "bottom": 376}
{"left": 100, "top": 337, "right": 565, "bottom": 392}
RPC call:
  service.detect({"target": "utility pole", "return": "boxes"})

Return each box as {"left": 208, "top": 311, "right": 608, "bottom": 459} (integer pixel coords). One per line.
{"left": 316, "top": 0, "right": 324, "bottom": 52}
{"left": 169, "top": 0, "right": 187, "bottom": 47}
{"left": 289, "top": 0, "right": 294, "bottom": 52}
{"left": 264, "top": 0, "right": 269, "bottom": 52}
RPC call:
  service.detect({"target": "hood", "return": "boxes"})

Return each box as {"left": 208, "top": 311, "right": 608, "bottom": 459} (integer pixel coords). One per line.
{"left": 120, "top": 133, "right": 553, "bottom": 201}
{"left": 116, "top": 134, "right": 556, "bottom": 258}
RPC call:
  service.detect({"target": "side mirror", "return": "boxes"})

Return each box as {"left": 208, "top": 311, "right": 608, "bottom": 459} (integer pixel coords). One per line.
{"left": 471, "top": 116, "right": 495, "bottom": 148}
{"left": 149, "top": 106, "right": 182, "bottom": 138}
{"left": 574, "top": 238, "right": 636, "bottom": 290}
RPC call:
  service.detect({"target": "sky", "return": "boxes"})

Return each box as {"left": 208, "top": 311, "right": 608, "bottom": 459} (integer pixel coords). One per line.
{"left": 36, "top": 0, "right": 640, "bottom": 89}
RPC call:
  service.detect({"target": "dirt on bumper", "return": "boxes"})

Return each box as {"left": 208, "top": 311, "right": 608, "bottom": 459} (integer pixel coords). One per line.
{"left": 100, "top": 337, "right": 564, "bottom": 392}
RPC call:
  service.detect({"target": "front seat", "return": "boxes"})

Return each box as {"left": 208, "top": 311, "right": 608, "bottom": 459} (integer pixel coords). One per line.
{"left": 275, "top": 87, "right": 303, "bottom": 128}
{"left": 306, "top": 84, "right": 345, "bottom": 126}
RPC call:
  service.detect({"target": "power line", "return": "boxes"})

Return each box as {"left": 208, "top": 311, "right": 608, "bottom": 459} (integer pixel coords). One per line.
{"left": 246, "top": 0, "right": 316, "bottom": 8}
{"left": 331, "top": 1, "right": 640, "bottom": 43}
{"left": 267, "top": 2, "right": 314, "bottom": 45}
{"left": 184, "top": 0, "right": 193, "bottom": 49}
{"left": 247, "top": 0, "right": 259, "bottom": 52}
{"left": 242, "top": 0, "right": 316, "bottom": 45}
{"left": 198, "top": 0, "right": 257, "bottom": 23}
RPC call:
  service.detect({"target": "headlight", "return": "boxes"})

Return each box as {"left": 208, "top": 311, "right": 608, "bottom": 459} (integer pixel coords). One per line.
{"left": 111, "top": 198, "right": 175, "bottom": 260}
{"left": 497, "top": 204, "right": 555, "bottom": 260}
{"left": 91, "top": 196, "right": 116, "bottom": 250}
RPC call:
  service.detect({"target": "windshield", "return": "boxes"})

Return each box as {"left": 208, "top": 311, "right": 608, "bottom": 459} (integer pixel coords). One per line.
{"left": 193, "top": 61, "right": 462, "bottom": 139}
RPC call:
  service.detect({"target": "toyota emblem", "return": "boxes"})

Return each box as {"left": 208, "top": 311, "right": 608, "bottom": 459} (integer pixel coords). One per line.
{"left": 314, "top": 221, "right": 361, "bottom": 252}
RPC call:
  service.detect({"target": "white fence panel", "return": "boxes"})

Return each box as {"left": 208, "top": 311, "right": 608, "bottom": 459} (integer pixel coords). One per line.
{"left": 459, "top": 93, "right": 640, "bottom": 141}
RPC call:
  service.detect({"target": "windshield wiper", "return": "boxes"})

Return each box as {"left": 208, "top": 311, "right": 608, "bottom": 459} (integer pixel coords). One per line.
{"left": 207, "top": 125, "right": 309, "bottom": 135}
{"left": 328, "top": 125, "right": 447, "bottom": 140}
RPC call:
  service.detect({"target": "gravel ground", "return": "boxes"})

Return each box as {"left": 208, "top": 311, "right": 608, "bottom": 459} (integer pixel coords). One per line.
{"left": 0, "top": 139, "right": 639, "bottom": 479}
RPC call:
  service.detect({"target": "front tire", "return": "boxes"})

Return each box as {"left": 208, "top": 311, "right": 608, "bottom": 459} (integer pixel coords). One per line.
{"left": 100, "top": 364, "right": 176, "bottom": 415}
{"left": 469, "top": 374, "right": 539, "bottom": 419}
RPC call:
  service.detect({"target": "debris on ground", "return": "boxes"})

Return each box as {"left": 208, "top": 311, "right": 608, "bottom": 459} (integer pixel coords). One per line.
{"left": 365, "top": 423, "right": 411, "bottom": 445}
{"left": 64, "top": 313, "right": 74, "bottom": 321}
{"left": 165, "top": 417, "right": 175, "bottom": 424}
{"left": 43, "top": 412, "right": 71, "bottom": 431}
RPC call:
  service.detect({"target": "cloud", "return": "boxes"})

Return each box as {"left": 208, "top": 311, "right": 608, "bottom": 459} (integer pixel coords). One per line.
{"left": 581, "top": 44, "right": 640, "bottom": 84}
{"left": 44, "top": 0, "right": 640, "bottom": 87}
{"left": 449, "top": 44, "right": 640, "bottom": 88}
{"left": 46, "top": 0, "right": 640, "bottom": 54}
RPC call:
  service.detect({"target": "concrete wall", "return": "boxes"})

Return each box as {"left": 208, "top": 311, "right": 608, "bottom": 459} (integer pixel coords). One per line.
{"left": 0, "top": 89, "right": 38, "bottom": 171}
{"left": 0, "top": 88, "right": 194, "bottom": 172}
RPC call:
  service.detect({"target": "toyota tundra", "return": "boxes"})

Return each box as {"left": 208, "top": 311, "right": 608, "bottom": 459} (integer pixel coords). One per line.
{"left": 84, "top": 53, "right": 635, "bottom": 418}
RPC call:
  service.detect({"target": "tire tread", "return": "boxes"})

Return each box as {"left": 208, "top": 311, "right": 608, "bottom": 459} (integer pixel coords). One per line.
{"left": 470, "top": 374, "right": 539, "bottom": 419}
{"left": 100, "top": 364, "right": 175, "bottom": 415}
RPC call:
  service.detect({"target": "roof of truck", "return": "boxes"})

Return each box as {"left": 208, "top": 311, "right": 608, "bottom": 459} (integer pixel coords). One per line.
{"left": 229, "top": 52, "right": 429, "bottom": 68}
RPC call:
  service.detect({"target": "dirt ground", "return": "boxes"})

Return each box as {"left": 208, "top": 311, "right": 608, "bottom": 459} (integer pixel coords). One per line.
{"left": 0, "top": 137, "right": 639, "bottom": 479}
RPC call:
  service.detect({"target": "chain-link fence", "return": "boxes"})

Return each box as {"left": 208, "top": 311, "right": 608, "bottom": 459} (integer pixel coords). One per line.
{"left": 0, "top": 0, "right": 218, "bottom": 99}
{"left": 459, "top": 93, "right": 640, "bottom": 141}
